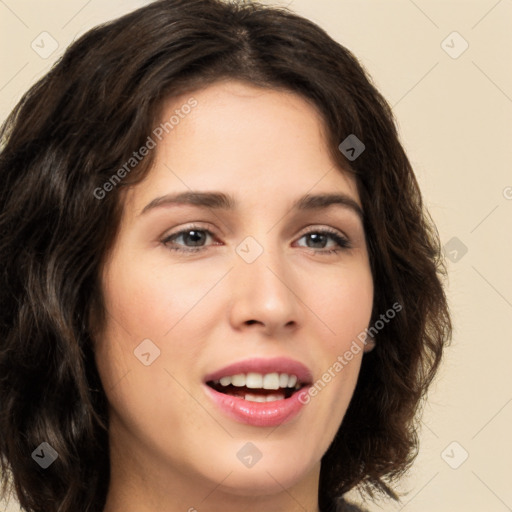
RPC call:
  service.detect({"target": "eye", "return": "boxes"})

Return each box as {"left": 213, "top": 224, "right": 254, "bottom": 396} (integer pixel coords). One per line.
{"left": 161, "top": 225, "right": 351, "bottom": 255}
{"left": 295, "top": 228, "right": 351, "bottom": 254}
{"left": 162, "top": 225, "right": 217, "bottom": 253}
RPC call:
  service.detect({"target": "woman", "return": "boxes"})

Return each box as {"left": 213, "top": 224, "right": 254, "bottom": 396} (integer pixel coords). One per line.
{"left": 0, "top": 1, "right": 451, "bottom": 511}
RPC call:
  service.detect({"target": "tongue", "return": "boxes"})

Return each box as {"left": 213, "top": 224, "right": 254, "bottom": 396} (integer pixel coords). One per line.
{"left": 224, "top": 385, "right": 274, "bottom": 398}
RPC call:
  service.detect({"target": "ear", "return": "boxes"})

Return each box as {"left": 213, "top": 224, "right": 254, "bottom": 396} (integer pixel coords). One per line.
{"left": 363, "top": 336, "right": 376, "bottom": 353}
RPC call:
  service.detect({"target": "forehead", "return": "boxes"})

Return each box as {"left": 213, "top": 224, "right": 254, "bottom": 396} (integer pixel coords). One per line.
{"left": 126, "top": 80, "right": 359, "bottom": 212}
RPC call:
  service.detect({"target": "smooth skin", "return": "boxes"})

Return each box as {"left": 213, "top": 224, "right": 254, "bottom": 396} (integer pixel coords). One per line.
{"left": 95, "top": 80, "right": 374, "bottom": 512}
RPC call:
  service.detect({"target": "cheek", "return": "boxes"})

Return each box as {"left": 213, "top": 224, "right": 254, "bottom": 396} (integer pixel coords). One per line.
{"left": 94, "top": 249, "right": 229, "bottom": 396}
{"left": 93, "top": 257, "right": 212, "bottom": 450}
{"left": 100, "top": 247, "right": 222, "bottom": 339}
{"left": 311, "top": 261, "right": 374, "bottom": 350}
{"left": 301, "top": 261, "right": 372, "bottom": 417}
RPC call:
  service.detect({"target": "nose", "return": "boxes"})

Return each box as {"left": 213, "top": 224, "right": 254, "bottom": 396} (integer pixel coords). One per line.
{"left": 227, "top": 240, "right": 301, "bottom": 336}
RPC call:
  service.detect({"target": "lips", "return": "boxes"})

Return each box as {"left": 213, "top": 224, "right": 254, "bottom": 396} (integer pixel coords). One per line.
{"left": 202, "top": 357, "right": 313, "bottom": 427}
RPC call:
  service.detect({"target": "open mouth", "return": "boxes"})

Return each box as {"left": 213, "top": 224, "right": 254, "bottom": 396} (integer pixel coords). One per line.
{"left": 206, "top": 372, "right": 307, "bottom": 402}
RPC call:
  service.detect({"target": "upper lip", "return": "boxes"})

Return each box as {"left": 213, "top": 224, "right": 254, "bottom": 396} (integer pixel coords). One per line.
{"left": 203, "top": 357, "right": 313, "bottom": 385}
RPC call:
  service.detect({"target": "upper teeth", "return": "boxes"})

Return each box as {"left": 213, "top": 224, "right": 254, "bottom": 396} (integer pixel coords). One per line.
{"left": 214, "top": 372, "right": 299, "bottom": 390}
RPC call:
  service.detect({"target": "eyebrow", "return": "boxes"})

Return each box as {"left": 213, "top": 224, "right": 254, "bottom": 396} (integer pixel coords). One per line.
{"left": 139, "top": 191, "right": 364, "bottom": 220}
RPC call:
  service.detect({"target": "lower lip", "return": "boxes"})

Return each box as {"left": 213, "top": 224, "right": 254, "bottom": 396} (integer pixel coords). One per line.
{"left": 203, "top": 384, "right": 311, "bottom": 427}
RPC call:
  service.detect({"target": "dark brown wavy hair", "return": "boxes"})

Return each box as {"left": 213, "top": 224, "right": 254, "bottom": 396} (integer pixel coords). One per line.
{"left": 0, "top": 1, "right": 451, "bottom": 511}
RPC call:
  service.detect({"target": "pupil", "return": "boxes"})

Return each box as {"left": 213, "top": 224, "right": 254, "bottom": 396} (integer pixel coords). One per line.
{"left": 186, "top": 230, "right": 205, "bottom": 246}
{"left": 308, "top": 233, "right": 326, "bottom": 248}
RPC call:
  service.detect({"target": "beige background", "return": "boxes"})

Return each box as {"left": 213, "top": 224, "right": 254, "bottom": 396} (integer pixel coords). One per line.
{"left": 1, "top": 1, "right": 511, "bottom": 511}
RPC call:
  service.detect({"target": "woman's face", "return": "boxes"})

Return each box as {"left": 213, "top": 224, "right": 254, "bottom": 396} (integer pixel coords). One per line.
{"left": 94, "top": 80, "right": 374, "bottom": 502}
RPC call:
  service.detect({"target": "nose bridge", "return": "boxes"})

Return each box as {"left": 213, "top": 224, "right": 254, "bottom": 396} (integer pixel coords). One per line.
{"left": 238, "top": 232, "right": 292, "bottom": 301}
{"left": 229, "top": 231, "right": 300, "bottom": 331}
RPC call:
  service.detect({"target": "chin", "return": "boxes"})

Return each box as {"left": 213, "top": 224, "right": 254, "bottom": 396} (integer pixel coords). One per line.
{"left": 198, "top": 444, "right": 317, "bottom": 496}
{"left": 215, "top": 467, "right": 307, "bottom": 496}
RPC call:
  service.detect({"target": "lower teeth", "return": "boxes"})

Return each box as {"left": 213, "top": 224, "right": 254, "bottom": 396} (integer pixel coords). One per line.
{"left": 244, "top": 393, "right": 285, "bottom": 402}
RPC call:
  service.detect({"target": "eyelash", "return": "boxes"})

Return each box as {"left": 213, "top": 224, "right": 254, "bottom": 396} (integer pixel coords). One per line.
{"left": 161, "top": 224, "right": 351, "bottom": 255}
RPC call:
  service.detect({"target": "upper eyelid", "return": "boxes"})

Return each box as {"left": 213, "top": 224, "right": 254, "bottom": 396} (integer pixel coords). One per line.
{"left": 162, "top": 224, "right": 217, "bottom": 241}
